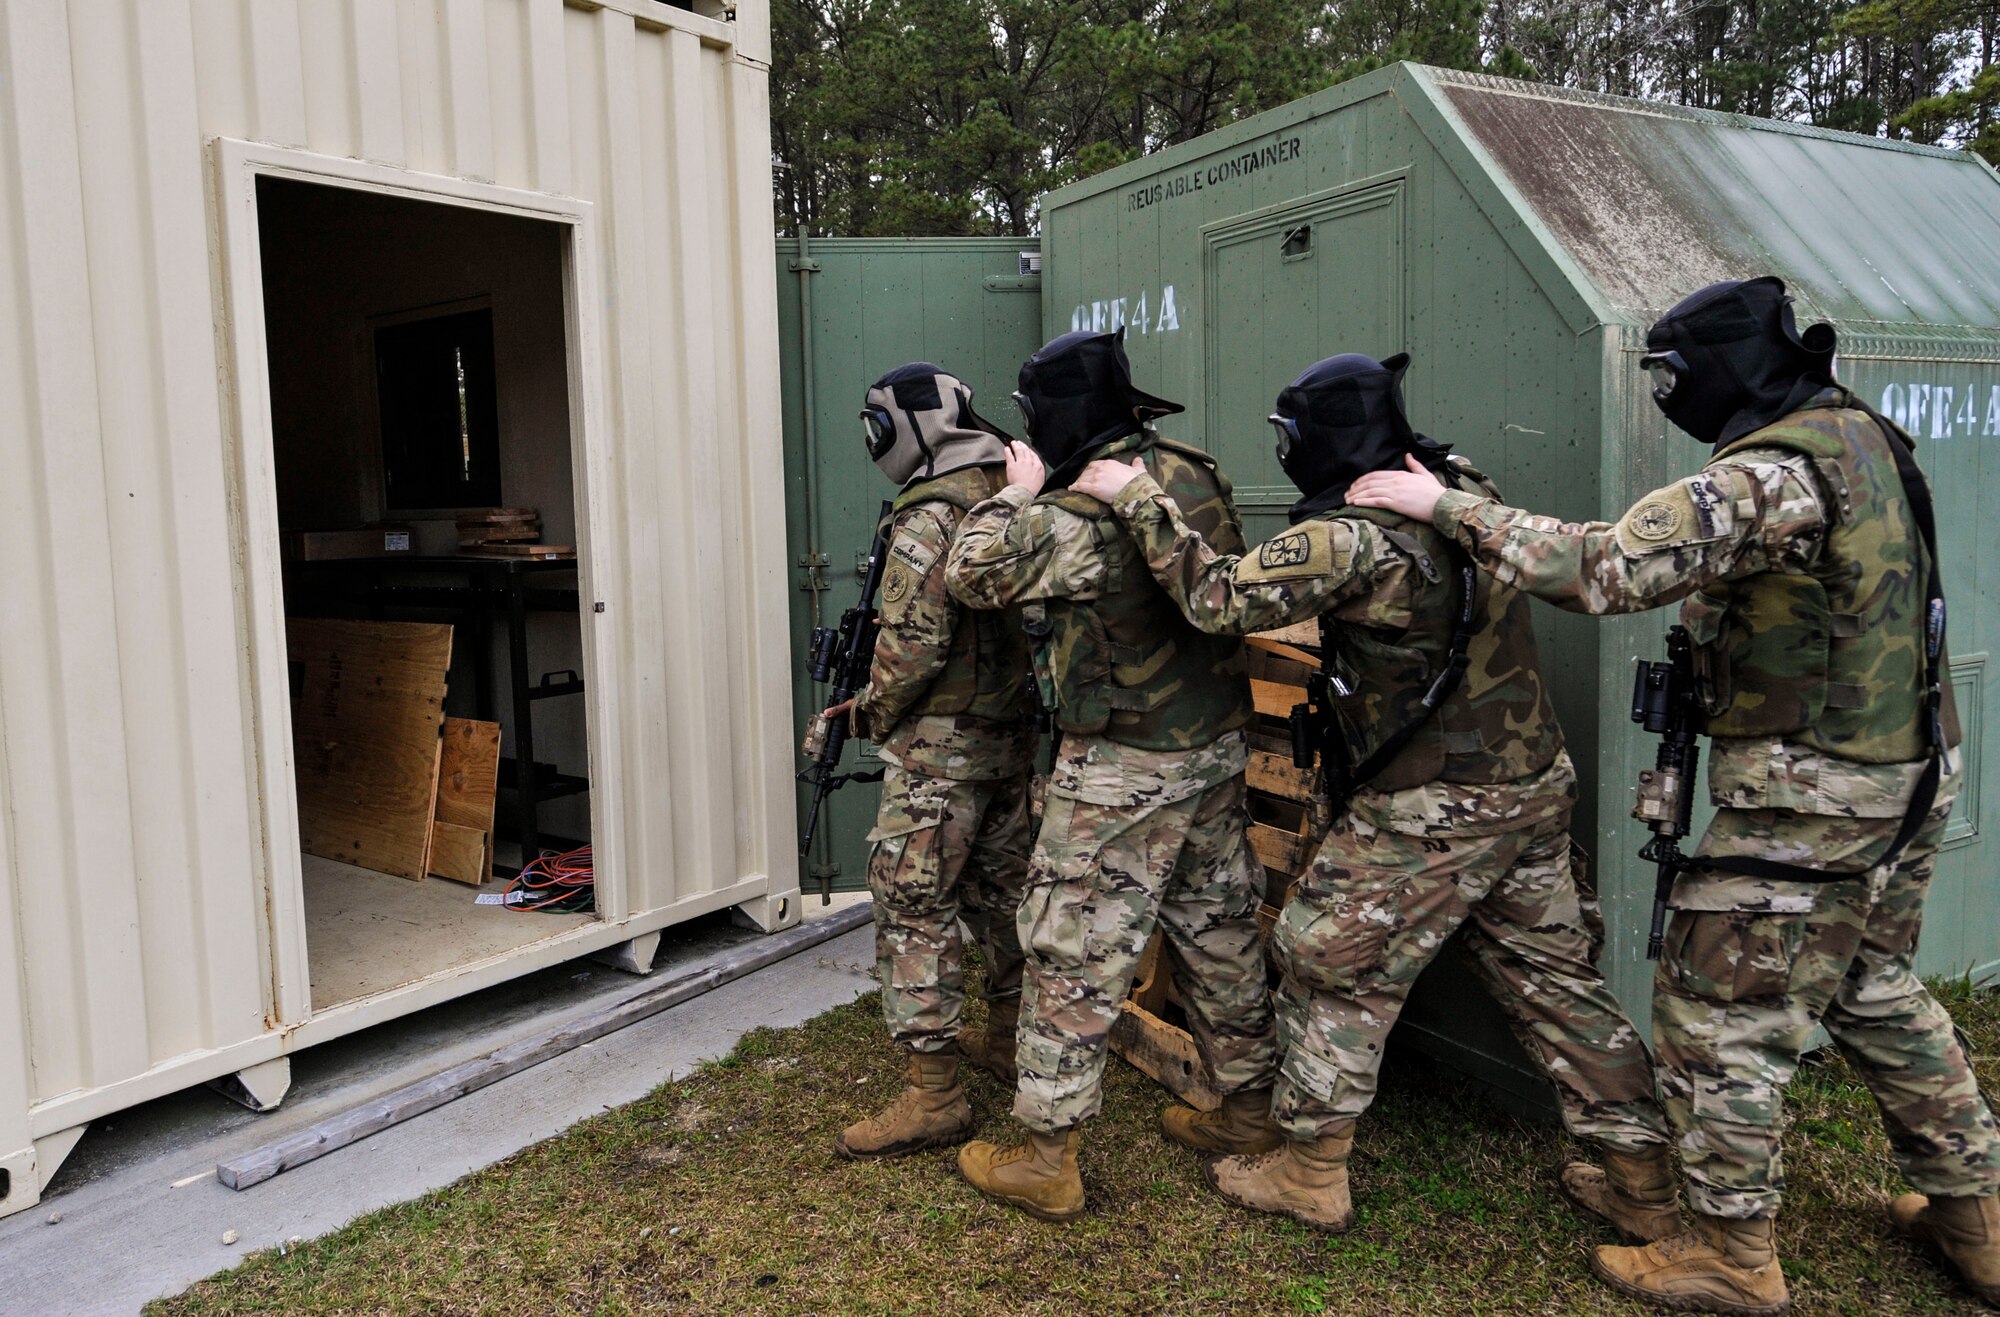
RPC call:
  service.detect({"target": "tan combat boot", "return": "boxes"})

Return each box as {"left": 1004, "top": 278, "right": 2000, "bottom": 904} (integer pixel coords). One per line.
{"left": 1591, "top": 1214, "right": 1790, "bottom": 1315}
{"left": 1161, "top": 1086, "right": 1283, "bottom": 1156}
{"left": 833, "top": 1051, "right": 974, "bottom": 1161}
{"left": 1889, "top": 1192, "right": 2000, "bottom": 1307}
{"left": 958, "top": 1127, "right": 1085, "bottom": 1222}
{"left": 1204, "top": 1124, "right": 1355, "bottom": 1233}
{"left": 1561, "top": 1143, "right": 1684, "bottom": 1242}
{"left": 956, "top": 996, "right": 1020, "bottom": 1086}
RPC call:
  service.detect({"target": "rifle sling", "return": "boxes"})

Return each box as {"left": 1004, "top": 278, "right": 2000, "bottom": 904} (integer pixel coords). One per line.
{"left": 1693, "top": 406, "right": 1947, "bottom": 886}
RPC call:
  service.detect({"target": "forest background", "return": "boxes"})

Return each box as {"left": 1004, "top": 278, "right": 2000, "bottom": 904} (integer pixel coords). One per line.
{"left": 770, "top": 0, "right": 2000, "bottom": 234}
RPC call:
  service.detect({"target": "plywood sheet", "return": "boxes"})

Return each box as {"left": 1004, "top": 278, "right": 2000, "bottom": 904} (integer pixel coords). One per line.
{"left": 289, "top": 618, "right": 453, "bottom": 880}
{"left": 437, "top": 717, "right": 501, "bottom": 879}
{"left": 426, "top": 820, "right": 488, "bottom": 886}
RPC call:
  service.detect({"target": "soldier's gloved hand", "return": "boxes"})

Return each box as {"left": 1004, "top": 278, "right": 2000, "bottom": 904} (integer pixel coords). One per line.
{"left": 1004, "top": 440, "right": 1047, "bottom": 497}
{"left": 1073, "top": 457, "right": 1148, "bottom": 504}
{"left": 1348, "top": 454, "right": 1445, "bottom": 522}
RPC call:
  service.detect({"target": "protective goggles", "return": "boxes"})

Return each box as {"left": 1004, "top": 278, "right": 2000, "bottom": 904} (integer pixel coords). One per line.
{"left": 1010, "top": 391, "right": 1037, "bottom": 437}
{"left": 860, "top": 406, "right": 897, "bottom": 459}
{"left": 1639, "top": 351, "right": 1687, "bottom": 403}
{"left": 1268, "top": 412, "right": 1304, "bottom": 463}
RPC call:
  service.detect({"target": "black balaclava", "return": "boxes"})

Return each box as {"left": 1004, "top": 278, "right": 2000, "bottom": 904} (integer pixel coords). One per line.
{"left": 861, "top": 362, "right": 1012, "bottom": 487}
{"left": 1274, "top": 353, "right": 1453, "bottom": 524}
{"left": 1643, "top": 276, "right": 1838, "bottom": 446}
{"left": 1014, "top": 327, "right": 1183, "bottom": 489}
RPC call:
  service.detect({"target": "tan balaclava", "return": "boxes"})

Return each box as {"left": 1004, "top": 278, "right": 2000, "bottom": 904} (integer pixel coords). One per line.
{"left": 861, "top": 362, "right": 1012, "bottom": 487}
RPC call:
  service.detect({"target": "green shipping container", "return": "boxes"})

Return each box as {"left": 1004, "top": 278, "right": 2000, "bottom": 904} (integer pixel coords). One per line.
{"left": 1037, "top": 62, "right": 2000, "bottom": 1109}
{"left": 777, "top": 237, "right": 1044, "bottom": 896}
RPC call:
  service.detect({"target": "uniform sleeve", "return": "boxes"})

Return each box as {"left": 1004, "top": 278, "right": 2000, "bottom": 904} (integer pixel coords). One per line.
{"left": 855, "top": 508, "right": 956, "bottom": 736}
{"left": 944, "top": 484, "right": 1108, "bottom": 608}
{"left": 1109, "top": 472, "right": 1389, "bottom": 636}
{"left": 1430, "top": 452, "right": 1829, "bottom": 616}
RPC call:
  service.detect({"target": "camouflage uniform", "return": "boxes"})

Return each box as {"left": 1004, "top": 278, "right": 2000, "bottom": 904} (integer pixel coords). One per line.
{"left": 1108, "top": 463, "right": 1669, "bottom": 1151}
{"left": 946, "top": 431, "right": 1279, "bottom": 1134}
{"left": 856, "top": 466, "right": 1036, "bottom": 1055}
{"left": 1429, "top": 388, "right": 2000, "bottom": 1219}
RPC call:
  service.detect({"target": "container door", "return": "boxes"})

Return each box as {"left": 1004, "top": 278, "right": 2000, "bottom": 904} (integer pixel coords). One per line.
{"left": 777, "top": 241, "right": 1045, "bottom": 897}
{"left": 1201, "top": 180, "right": 1406, "bottom": 544}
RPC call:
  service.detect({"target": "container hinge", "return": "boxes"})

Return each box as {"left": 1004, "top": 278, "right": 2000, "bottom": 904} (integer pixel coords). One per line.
{"left": 798, "top": 552, "right": 829, "bottom": 593}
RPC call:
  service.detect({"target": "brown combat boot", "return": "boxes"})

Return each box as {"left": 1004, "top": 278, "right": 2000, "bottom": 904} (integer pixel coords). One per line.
{"left": 1562, "top": 1143, "right": 1684, "bottom": 1242}
{"left": 956, "top": 996, "right": 1020, "bottom": 1085}
{"left": 1591, "top": 1214, "right": 1790, "bottom": 1315}
{"left": 1204, "top": 1124, "right": 1355, "bottom": 1233}
{"left": 1889, "top": 1192, "right": 2000, "bottom": 1307}
{"left": 833, "top": 1051, "right": 973, "bottom": 1161}
{"left": 1161, "top": 1086, "right": 1283, "bottom": 1157}
{"left": 958, "top": 1127, "right": 1085, "bottom": 1222}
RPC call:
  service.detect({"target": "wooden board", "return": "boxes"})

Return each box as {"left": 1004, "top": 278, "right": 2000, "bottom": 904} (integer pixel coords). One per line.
{"left": 218, "top": 902, "right": 877, "bottom": 1190}
{"left": 1251, "top": 678, "right": 1304, "bottom": 720}
{"left": 437, "top": 717, "right": 501, "bottom": 879}
{"left": 1246, "top": 634, "right": 1319, "bottom": 667}
{"left": 1247, "top": 748, "right": 1314, "bottom": 802}
{"left": 1255, "top": 621, "right": 1321, "bottom": 650}
{"left": 288, "top": 618, "right": 453, "bottom": 881}
{"left": 458, "top": 544, "right": 575, "bottom": 559}
{"left": 1128, "top": 931, "right": 1169, "bottom": 1014}
{"left": 425, "top": 820, "right": 488, "bottom": 885}
{"left": 1248, "top": 821, "right": 1309, "bottom": 876}
{"left": 1109, "top": 1000, "right": 1223, "bottom": 1113}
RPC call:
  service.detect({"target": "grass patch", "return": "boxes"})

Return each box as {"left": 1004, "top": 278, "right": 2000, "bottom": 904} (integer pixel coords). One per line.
{"left": 153, "top": 976, "right": 1998, "bottom": 1316}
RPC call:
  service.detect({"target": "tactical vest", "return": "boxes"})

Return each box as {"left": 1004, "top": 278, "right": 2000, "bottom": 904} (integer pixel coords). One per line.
{"left": 1026, "top": 433, "right": 1253, "bottom": 750}
{"left": 893, "top": 465, "right": 1031, "bottom": 722}
{"left": 1323, "top": 465, "right": 1563, "bottom": 791}
{"left": 1680, "top": 393, "right": 1960, "bottom": 763}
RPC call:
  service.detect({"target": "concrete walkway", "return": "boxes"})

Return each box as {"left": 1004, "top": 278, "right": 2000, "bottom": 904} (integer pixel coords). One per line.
{"left": 0, "top": 898, "right": 876, "bottom": 1317}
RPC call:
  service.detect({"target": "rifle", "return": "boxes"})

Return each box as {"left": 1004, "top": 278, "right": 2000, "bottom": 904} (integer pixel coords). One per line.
{"left": 797, "top": 501, "right": 893, "bottom": 900}
{"left": 1629, "top": 624, "right": 1702, "bottom": 959}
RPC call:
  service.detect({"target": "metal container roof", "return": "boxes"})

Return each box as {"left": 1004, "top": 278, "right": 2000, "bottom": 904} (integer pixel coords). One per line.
{"left": 1429, "top": 70, "right": 2000, "bottom": 334}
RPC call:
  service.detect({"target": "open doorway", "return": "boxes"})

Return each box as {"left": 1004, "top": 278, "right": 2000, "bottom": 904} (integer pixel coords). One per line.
{"left": 255, "top": 177, "right": 597, "bottom": 1013}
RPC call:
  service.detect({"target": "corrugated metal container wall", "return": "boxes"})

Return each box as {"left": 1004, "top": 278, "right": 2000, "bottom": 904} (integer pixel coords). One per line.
{"left": 775, "top": 237, "right": 1044, "bottom": 895}
{"left": 1039, "top": 62, "right": 2000, "bottom": 1110}
{"left": 0, "top": 0, "right": 792, "bottom": 1217}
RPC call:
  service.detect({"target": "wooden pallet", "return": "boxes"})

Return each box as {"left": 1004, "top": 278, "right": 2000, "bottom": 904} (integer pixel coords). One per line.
{"left": 1108, "top": 626, "right": 1329, "bottom": 1107}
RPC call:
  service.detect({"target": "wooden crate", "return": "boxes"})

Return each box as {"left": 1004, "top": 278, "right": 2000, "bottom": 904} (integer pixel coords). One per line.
{"left": 1107, "top": 626, "right": 1329, "bottom": 1109}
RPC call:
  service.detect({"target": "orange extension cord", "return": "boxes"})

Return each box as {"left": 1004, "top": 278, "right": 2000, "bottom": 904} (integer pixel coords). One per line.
{"left": 503, "top": 843, "right": 595, "bottom": 913}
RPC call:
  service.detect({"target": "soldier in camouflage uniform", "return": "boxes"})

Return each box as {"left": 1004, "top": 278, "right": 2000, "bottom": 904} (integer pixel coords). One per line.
{"left": 831, "top": 364, "right": 1038, "bottom": 1162}
{"left": 1072, "top": 352, "right": 1675, "bottom": 1240}
{"left": 943, "top": 328, "right": 1280, "bottom": 1222}
{"left": 1351, "top": 277, "right": 2000, "bottom": 1315}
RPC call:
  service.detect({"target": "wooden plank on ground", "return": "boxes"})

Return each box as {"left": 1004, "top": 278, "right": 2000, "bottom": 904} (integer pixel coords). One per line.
{"left": 437, "top": 717, "right": 501, "bottom": 879}
{"left": 1247, "top": 749, "right": 1313, "bottom": 802}
{"left": 216, "top": 901, "right": 876, "bottom": 1190}
{"left": 426, "top": 820, "right": 488, "bottom": 886}
{"left": 289, "top": 618, "right": 453, "bottom": 881}
{"left": 1109, "top": 1001, "right": 1222, "bottom": 1113}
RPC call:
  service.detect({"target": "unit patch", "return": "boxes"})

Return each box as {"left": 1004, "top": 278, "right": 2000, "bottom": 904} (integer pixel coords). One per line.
{"left": 1616, "top": 476, "right": 1731, "bottom": 557}
{"left": 1629, "top": 501, "right": 1682, "bottom": 541}
{"left": 882, "top": 565, "right": 912, "bottom": 605}
{"left": 1261, "top": 532, "right": 1313, "bottom": 569}
{"left": 1241, "top": 524, "right": 1336, "bottom": 583}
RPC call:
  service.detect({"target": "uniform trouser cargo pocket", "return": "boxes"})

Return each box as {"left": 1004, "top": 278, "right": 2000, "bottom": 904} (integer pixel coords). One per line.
{"left": 1273, "top": 889, "right": 1395, "bottom": 994}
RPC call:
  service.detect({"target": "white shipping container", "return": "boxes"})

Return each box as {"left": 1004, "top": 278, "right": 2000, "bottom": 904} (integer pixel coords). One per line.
{"left": 0, "top": 0, "right": 798, "bottom": 1218}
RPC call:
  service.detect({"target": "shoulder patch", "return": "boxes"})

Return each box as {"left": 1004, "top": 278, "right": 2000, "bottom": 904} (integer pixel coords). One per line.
{"left": 1615, "top": 475, "right": 1733, "bottom": 557}
{"left": 882, "top": 564, "right": 913, "bottom": 605}
{"left": 1241, "top": 523, "right": 1343, "bottom": 583}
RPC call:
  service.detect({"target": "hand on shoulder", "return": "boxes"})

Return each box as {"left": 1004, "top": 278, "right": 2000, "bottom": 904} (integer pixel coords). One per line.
{"left": 1347, "top": 454, "right": 1446, "bottom": 522}
{"left": 1072, "top": 457, "right": 1148, "bottom": 504}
